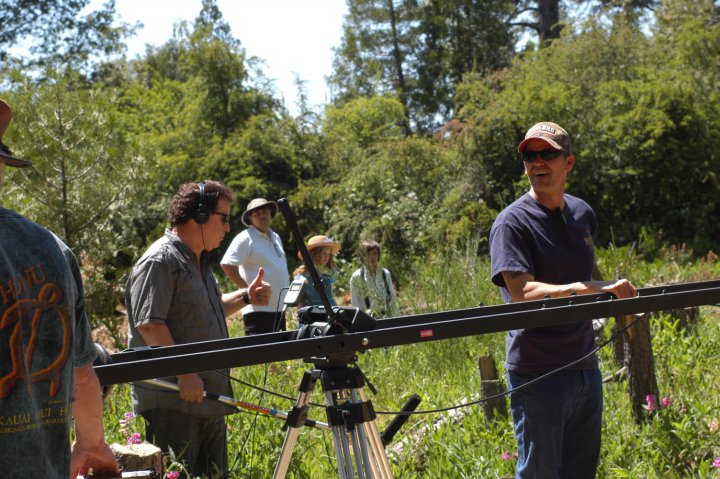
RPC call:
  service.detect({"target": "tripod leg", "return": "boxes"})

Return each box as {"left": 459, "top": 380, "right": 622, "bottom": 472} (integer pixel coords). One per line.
{"left": 326, "top": 390, "right": 356, "bottom": 479}
{"left": 273, "top": 371, "right": 318, "bottom": 479}
{"left": 348, "top": 411, "right": 372, "bottom": 479}
{"left": 356, "top": 388, "right": 394, "bottom": 479}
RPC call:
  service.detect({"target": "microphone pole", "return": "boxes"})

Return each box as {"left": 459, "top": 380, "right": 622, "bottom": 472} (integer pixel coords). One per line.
{"left": 137, "top": 379, "right": 330, "bottom": 431}
{"left": 277, "top": 198, "right": 344, "bottom": 330}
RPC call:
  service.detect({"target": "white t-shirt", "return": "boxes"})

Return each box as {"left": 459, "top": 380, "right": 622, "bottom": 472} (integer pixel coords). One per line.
{"left": 221, "top": 226, "right": 289, "bottom": 313}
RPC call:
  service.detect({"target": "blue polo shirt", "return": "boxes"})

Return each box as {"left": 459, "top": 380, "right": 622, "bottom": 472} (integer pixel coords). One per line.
{"left": 489, "top": 193, "right": 598, "bottom": 372}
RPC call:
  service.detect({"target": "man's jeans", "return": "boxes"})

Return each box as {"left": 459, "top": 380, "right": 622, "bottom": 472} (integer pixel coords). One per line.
{"left": 507, "top": 368, "right": 603, "bottom": 479}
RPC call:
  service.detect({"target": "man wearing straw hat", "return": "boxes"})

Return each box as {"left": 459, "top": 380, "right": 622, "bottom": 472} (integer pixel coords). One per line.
{"left": 0, "top": 98, "right": 119, "bottom": 478}
{"left": 221, "top": 198, "right": 290, "bottom": 334}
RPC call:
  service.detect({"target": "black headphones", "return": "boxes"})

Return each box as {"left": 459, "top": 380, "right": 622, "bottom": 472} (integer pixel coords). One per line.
{"left": 192, "top": 181, "right": 210, "bottom": 224}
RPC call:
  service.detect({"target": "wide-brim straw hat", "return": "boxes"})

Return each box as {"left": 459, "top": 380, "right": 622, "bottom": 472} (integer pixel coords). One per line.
{"left": 299, "top": 235, "right": 341, "bottom": 259}
{"left": 0, "top": 99, "right": 32, "bottom": 168}
{"left": 242, "top": 198, "right": 278, "bottom": 226}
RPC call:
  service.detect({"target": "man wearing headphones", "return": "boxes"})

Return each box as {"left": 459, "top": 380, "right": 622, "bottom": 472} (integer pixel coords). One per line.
{"left": 125, "top": 180, "right": 271, "bottom": 478}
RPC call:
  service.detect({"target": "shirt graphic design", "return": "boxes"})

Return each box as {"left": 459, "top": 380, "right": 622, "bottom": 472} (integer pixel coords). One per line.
{"left": 1, "top": 261, "right": 73, "bottom": 432}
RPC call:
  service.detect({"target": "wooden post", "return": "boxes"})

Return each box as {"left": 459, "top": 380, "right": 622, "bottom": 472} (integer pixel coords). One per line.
{"left": 617, "top": 314, "right": 659, "bottom": 423}
{"left": 477, "top": 353, "right": 507, "bottom": 420}
{"left": 596, "top": 265, "right": 658, "bottom": 423}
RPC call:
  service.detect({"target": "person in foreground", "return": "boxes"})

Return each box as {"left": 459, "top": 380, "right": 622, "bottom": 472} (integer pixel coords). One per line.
{"left": 125, "top": 180, "right": 271, "bottom": 478}
{"left": 221, "top": 198, "right": 290, "bottom": 335}
{"left": 0, "top": 98, "right": 119, "bottom": 478}
{"left": 488, "top": 122, "right": 637, "bottom": 479}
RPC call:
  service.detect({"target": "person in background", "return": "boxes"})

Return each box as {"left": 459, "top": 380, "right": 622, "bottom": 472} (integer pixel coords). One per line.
{"left": 0, "top": 98, "right": 119, "bottom": 478}
{"left": 293, "top": 235, "right": 341, "bottom": 307}
{"left": 489, "top": 121, "right": 637, "bottom": 478}
{"left": 349, "top": 239, "right": 400, "bottom": 318}
{"left": 125, "top": 180, "right": 271, "bottom": 478}
{"left": 221, "top": 198, "right": 290, "bottom": 334}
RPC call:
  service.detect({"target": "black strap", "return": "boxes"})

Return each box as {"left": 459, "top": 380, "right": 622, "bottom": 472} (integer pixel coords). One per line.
{"left": 361, "top": 266, "right": 371, "bottom": 309}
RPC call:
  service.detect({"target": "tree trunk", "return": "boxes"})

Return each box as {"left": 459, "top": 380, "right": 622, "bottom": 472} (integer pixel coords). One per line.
{"left": 387, "top": 0, "right": 411, "bottom": 135}
{"left": 537, "top": 0, "right": 562, "bottom": 42}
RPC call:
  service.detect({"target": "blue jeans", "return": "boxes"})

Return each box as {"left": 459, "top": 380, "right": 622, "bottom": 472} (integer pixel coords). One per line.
{"left": 507, "top": 369, "right": 602, "bottom": 479}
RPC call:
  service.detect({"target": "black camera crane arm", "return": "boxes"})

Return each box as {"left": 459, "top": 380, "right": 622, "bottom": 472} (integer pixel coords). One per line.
{"left": 95, "top": 279, "right": 720, "bottom": 386}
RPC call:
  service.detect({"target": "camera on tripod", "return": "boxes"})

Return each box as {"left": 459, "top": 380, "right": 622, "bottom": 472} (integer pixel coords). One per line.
{"left": 296, "top": 305, "right": 376, "bottom": 339}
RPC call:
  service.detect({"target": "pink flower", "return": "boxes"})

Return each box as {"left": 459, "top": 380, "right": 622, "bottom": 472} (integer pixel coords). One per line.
{"left": 712, "top": 457, "right": 720, "bottom": 468}
{"left": 501, "top": 452, "right": 513, "bottom": 461}
{"left": 645, "top": 394, "right": 658, "bottom": 411}
{"left": 165, "top": 472, "right": 181, "bottom": 479}
{"left": 127, "top": 432, "right": 142, "bottom": 445}
{"left": 660, "top": 396, "right": 673, "bottom": 409}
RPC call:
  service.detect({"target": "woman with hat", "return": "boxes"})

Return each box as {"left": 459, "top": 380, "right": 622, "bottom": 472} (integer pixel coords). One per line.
{"left": 292, "top": 235, "right": 341, "bottom": 307}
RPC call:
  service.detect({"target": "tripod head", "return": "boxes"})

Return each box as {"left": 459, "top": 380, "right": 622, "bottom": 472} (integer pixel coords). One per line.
{"left": 295, "top": 305, "right": 376, "bottom": 367}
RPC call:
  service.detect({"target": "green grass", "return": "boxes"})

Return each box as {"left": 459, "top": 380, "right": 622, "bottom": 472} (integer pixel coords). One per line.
{"left": 99, "top": 247, "right": 720, "bottom": 478}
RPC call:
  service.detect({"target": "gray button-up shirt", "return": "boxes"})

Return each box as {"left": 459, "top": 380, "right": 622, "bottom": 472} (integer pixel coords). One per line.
{"left": 126, "top": 229, "right": 235, "bottom": 417}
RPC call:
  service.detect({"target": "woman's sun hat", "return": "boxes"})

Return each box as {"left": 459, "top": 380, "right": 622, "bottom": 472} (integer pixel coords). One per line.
{"left": 299, "top": 235, "right": 340, "bottom": 259}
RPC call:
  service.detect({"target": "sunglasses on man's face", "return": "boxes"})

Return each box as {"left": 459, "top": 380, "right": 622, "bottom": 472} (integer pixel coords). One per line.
{"left": 212, "top": 211, "right": 231, "bottom": 224}
{"left": 521, "top": 149, "right": 565, "bottom": 163}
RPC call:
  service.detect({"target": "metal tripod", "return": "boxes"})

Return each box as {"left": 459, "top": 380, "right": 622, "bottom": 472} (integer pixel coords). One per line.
{"left": 273, "top": 364, "right": 394, "bottom": 479}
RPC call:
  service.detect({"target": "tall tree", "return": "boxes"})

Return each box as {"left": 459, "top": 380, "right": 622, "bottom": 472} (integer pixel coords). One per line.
{"left": 1, "top": 68, "right": 151, "bottom": 261}
{"left": 413, "top": 0, "right": 515, "bottom": 131}
{"left": 509, "top": 0, "right": 563, "bottom": 42}
{"left": 0, "top": 0, "right": 134, "bottom": 68}
{"left": 328, "top": 0, "right": 419, "bottom": 132}
{"left": 330, "top": 0, "right": 516, "bottom": 134}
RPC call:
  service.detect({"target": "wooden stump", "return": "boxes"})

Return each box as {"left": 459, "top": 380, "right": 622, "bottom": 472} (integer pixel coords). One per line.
{"left": 478, "top": 354, "right": 507, "bottom": 420}
{"left": 110, "top": 441, "right": 163, "bottom": 476}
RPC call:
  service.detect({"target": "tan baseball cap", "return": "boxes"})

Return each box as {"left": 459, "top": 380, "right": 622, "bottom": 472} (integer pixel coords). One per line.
{"left": 517, "top": 122, "right": 571, "bottom": 154}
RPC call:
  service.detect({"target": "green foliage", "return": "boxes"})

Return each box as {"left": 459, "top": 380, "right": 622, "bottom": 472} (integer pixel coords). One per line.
{"left": 411, "top": 0, "right": 516, "bottom": 131}
{"left": 0, "top": 0, "right": 135, "bottom": 70}
{"left": 457, "top": 0, "right": 720, "bottom": 251}
{"left": 1, "top": 67, "right": 153, "bottom": 322}
{"left": 329, "top": 0, "right": 517, "bottom": 133}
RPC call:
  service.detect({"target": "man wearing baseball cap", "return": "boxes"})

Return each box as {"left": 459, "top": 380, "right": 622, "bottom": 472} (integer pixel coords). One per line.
{"left": 0, "top": 98, "right": 119, "bottom": 477}
{"left": 221, "top": 198, "right": 290, "bottom": 334}
{"left": 489, "top": 122, "right": 637, "bottom": 477}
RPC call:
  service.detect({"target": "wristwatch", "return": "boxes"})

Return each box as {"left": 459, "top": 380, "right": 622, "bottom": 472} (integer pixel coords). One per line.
{"left": 241, "top": 289, "right": 251, "bottom": 304}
